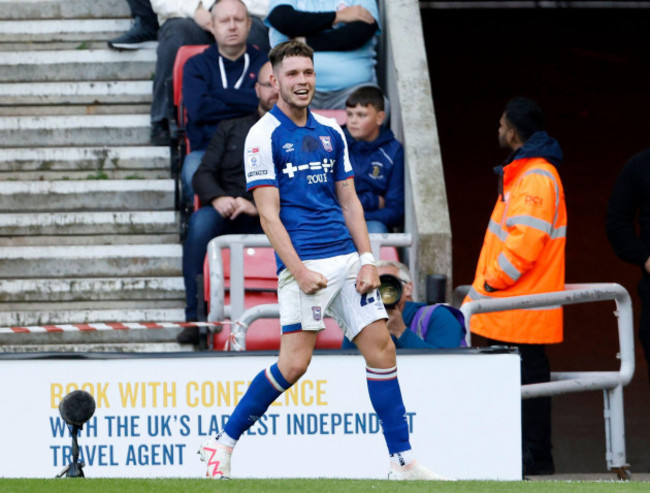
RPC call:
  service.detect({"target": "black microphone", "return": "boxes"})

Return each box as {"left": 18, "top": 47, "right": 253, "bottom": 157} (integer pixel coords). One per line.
{"left": 59, "top": 390, "right": 96, "bottom": 427}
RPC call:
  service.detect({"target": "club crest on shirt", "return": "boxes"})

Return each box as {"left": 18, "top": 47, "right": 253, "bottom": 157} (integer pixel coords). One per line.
{"left": 246, "top": 147, "right": 260, "bottom": 168}
{"left": 319, "top": 136, "right": 333, "bottom": 152}
{"left": 312, "top": 306, "right": 322, "bottom": 321}
{"left": 370, "top": 161, "right": 384, "bottom": 180}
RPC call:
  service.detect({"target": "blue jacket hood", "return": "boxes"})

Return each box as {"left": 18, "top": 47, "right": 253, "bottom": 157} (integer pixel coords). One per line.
{"left": 344, "top": 126, "right": 395, "bottom": 151}
{"left": 494, "top": 131, "right": 563, "bottom": 200}
{"left": 505, "top": 130, "right": 563, "bottom": 168}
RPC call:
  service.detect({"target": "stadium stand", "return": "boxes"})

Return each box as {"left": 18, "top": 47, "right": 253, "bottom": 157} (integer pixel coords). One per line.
{"left": 0, "top": 0, "right": 448, "bottom": 354}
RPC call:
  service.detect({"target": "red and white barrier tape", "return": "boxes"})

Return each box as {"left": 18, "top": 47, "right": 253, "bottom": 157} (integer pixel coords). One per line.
{"left": 0, "top": 321, "right": 224, "bottom": 334}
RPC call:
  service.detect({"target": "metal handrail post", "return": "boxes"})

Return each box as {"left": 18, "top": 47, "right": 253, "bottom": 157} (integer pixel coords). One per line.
{"left": 459, "top": 283, "right": 635, "bottom": 393}
{"left": 459, "top": 282, "right": 635, "bottom": 475}
{"left": 604, "top": 384, "right": 628, "bottom": 472}
{"left": 206, "top": 234, "right": 270, "bottom": 322}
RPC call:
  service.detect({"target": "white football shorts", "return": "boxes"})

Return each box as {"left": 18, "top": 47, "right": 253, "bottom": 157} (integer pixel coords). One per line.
{"left": 277, "top": 252, "right": 387, "bottom": 341}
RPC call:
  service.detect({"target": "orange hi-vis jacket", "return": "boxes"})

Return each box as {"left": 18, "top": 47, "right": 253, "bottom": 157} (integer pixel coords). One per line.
{"left": 463, "top": 151, "right": 567, "bottom": 344}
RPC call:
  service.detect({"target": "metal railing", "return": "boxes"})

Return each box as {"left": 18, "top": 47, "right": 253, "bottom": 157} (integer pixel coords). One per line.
{"left": 205, "top": 232, "right": 413, "bottom": 324}
{"left": 460, "top": 283, "right": 634, "bottom": 477}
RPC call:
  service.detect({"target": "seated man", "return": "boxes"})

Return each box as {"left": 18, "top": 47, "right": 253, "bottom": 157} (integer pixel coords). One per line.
{"left": 145, "top": 0, "right": 270, "bottom": 145}
{"left": 345, "top": 85, "right": 404, "bottom": 233}
{"left": 266, "top": 0, "right": 380, "bottom": 109}
{"left": 180, "top": 0, "right": 268, "bottom": 207}
{"left": 342, "top": 261, "right": 466, "bottom": 349}
{"left": 178, "top": 62, "right": 278, "bottom": 344}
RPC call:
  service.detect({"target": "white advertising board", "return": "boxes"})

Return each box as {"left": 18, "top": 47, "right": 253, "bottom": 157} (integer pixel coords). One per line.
{"left": 0, "top": 351, "right": 521, "bottom": 480}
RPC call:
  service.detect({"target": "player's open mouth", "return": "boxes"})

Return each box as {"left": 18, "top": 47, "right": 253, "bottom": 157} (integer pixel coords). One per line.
{"left": 295, "top": 89, "right": 309, "bottom": 96}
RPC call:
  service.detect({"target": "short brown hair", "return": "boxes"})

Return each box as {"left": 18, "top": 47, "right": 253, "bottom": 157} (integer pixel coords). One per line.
{"left": 346, "top": 85, "right": 385, "bottom": 112}
{"left": 269, "top": 40, "right": 314, "bottom": 68}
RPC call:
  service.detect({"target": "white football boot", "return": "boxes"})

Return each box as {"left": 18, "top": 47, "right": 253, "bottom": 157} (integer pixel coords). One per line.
{"left": 388, "top": 461, "right": 455, "bottom": 481}
{"left": 198, "top": 436, "right": 233, "bottom": 479}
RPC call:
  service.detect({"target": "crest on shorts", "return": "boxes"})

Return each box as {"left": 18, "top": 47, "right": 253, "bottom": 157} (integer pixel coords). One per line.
{"left": 312, "top": 306, "right": 322, "bottom": 321}
{"left": 319, "top": 136, "right": 332, "bottom": 152}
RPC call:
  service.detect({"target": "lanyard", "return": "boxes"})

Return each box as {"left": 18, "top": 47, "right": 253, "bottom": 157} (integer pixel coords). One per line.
{"left": 218, "top": 53, "right": 250, "bottom": 89}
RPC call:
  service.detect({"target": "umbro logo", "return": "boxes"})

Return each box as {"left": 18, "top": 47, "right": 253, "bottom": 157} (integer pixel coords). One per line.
{"left": 283, "top": 143, "right": 294, "bottom": 153}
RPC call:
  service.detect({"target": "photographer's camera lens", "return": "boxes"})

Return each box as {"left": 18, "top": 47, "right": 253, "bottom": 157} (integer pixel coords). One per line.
{"left": 379, "top": 274, "right": 403, "bottom": 309}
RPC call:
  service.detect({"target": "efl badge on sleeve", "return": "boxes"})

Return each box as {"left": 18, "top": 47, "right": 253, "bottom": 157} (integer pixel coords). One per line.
{"left": 246, "top": 147, "right": 260, "bottom": 168}
{"left": 312, "top": 306, "right": 322, "bottom": 321}
{"left": 319, "top": 136, "right": 332, "bottom": 152}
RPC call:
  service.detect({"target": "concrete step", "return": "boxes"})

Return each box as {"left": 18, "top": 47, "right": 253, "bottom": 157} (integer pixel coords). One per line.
{"left": 0, "top": 49, "right": 155, "bottom": 82}
{"left": 0, "top": 305, "right": 185, "bottom": 330}
{"left": 0, "top": 146, "right": 169, "bottom": 178}
{"left": 0, "top": 114, "right": 153, "bottom": 146}
{"left": 0, "top": 234, "right": 180, "bottom": 247}
{"left": 0, "top": 211, "right": 178, "bottom": 236}
{"left": 0, "top": 104, "right": 151, "bottom": 117}
{"left": 0, "top": 168, "right": 168, "bottom": 181}
{"left": 0, "top": 18, "right": 131, "bottom": 42}
{"left": 0, "top": 276, "right": 184, "bottom": 302}
{"left": 0, "top": 40, "right": 130, "bottom": 52}
{"left": 0, "top": 179, "right": 174, "bottom": 212}
{"left": 0, "top": 342, "right": 191, "bottom": 353}
{"left": 0, "top": 81, "right": 152, "bottom": 105}
{"left": 0, "top": 0, "right": 129, "bottom": 21}
{"left": 0, "top": 244, "right": 182, "bottom": 278}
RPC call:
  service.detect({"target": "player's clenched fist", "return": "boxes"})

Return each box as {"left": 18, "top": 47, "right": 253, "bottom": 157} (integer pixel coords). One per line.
{"left": 296, "top": 268, "right": 328, "bottom": 294}
{"left": 355, "top": 264, "right": 380, "bottom": 294}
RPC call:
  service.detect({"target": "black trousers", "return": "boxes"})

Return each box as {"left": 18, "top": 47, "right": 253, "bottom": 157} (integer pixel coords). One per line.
{"left": 125, "top": 0, "right": 159, "bottom": 31}
{"left": 488, "top": 339, "right": 553, "bottom": 469}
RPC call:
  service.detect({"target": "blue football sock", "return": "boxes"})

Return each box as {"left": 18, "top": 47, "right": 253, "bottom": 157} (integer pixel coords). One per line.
{"left": 223, "top": 363, "right": 291, "bottom": 441}
{"left": 366, "top": 366, "right": 412, "bottom": 455}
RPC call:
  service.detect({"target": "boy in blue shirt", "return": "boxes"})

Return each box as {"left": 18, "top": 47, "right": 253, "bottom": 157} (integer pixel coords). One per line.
{"left": 345, "top": 86, "right": 404, "bottom": 233}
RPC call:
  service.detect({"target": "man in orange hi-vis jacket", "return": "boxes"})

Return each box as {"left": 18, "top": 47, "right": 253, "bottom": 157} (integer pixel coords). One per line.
{"left": 463, "top": 97, "right": 566, "bottom": 477}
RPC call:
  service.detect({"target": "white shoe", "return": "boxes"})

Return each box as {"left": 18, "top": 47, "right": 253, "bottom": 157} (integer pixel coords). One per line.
{"left": 198, "top": 437, "right": 232, "bottom": 479}
{"left": 388, "top": 461, "right": 454, "bottom": 481}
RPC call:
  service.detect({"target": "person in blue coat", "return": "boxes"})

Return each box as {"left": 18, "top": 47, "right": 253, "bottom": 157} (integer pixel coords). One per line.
{"left": 344, "top": 86, "right": 404, "bottom": 233}
{"left": 180, "top": 0, "right": 268, "bottom": 206}
{"left": 342, "top": 260, "right": 466, "bottom": 349}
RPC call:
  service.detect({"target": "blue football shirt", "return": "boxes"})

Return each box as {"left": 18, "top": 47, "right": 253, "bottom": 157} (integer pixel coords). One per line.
{"left": 244, "top": 105, "right": 357, "bottom": 272}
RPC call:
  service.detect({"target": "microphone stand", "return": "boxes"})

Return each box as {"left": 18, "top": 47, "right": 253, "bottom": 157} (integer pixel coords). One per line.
{"left": 56, "top": 424, "right": 85, "bottom": 478}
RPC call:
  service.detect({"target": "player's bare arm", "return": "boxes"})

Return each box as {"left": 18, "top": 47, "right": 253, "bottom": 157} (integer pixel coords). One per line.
{"left": 335, "top": 178, "right": 380, "bottom": 294}
{"left": 253, "top": 186, "right": 327, "bottom": 294}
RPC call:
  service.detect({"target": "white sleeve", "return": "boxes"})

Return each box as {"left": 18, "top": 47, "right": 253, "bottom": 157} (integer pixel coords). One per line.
{"left": 244, "top": 117, "right": 278, "bottom": 190}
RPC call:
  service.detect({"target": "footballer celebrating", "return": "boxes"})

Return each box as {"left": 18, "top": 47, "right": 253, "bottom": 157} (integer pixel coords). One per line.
{"left": 198, "top": 40, "right": 447, "bottom": 481}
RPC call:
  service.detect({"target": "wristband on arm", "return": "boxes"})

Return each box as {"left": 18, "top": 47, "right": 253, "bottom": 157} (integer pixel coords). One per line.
{"left": 359, "top": 252, "right": 376, "bottom": 267}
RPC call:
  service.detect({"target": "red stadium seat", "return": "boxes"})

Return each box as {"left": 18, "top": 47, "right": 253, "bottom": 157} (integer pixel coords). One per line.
{"left": 311, "top": 108, "right": 347, "bottom": 126}
{"left": 380, "top": 246, "right": 399, "bottom": 261}
{"left": 202, "top": 246, "right": 278, "bottom": 315}
{"left": 170, "top": 45, "right": 209, "bottom": 239}
{"left": 172, "top": 44, "right": 210, "bottom": 149}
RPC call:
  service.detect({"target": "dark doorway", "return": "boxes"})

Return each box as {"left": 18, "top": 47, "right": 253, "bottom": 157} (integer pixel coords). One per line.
{"left": 421, "top": 7, "right": 650, "bottom": 473}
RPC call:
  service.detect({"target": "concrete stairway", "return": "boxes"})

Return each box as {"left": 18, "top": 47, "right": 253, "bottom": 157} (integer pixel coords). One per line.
{"left": 0, "top": 0, "right": 187, "bottom": 351}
